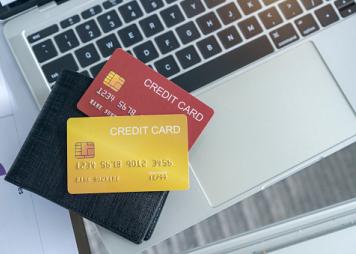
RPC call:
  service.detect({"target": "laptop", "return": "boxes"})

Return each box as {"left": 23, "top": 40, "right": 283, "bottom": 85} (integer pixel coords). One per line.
{"left": 1, "top": 0, "right": 356, "bottom": 253}
{"left": 183, "top": 197, "right": 356, "bottom": 254}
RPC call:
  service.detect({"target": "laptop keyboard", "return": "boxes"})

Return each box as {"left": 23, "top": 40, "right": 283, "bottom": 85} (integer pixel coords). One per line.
{"left": 27, "top": 0, "right": 356, "bottom": 92}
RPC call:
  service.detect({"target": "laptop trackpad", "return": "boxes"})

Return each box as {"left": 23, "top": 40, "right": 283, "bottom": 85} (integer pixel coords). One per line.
{"left": 191, "top": 42, "right": 356, "bottom": 207}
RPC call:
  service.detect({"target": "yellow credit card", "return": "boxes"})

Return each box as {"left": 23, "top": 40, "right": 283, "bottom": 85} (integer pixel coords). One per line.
{"left": 67, "top": 114, "right": 189, "bottom": 194}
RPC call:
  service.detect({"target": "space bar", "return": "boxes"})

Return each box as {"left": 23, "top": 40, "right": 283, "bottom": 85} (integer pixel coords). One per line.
{"left": 172, "top": 36, "right": 274, "bottom": 92}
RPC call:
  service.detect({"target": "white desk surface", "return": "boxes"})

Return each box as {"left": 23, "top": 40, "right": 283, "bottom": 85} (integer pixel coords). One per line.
{"left": 0, "top": 24, "right": 78, "bottom": 254}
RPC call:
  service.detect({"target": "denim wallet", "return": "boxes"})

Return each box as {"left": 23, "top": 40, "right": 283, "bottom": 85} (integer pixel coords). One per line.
{"left": 5, "top": 71, "right": 168, "bottom": 244}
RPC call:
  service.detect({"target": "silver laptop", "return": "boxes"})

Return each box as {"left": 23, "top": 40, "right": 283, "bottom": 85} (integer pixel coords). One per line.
{"left": 184, "top": 197, "right": 356, "bottom": 254}
{"left": 1, "top": 0, "right": 356, "bottom": 253}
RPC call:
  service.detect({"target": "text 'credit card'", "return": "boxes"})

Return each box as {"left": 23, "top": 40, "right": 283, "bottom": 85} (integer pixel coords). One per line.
{"left": 77, "top": 49, "right": 214, "bottom": 149}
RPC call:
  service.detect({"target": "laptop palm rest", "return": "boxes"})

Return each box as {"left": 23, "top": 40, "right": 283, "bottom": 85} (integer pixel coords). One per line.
{"left": 191, "top": 42, "right": 356, "bottom": 207}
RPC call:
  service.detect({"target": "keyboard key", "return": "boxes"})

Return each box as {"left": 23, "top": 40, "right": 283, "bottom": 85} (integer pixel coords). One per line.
{"left": 315, "top": 5, "right": 340, "bottom": 27}
{"left": 335, "top": 0, "right": 354, "bottom": 10}
{"left": 155, "top": 31, "right": 180, "bottom": 54}
{"left": 176, "top": 45, "right": 201, "bottom": 69}
{"left": 76, "top": 20, "right": 101, "bottom": 43}
{"left": 118, "top": 24, "right": 143, "bottom": 47}
{"left": 196, "top": 12, "right": 222, "bottom": 35}
{"left": 103, "top": 0, "right": 123, "bottom": 9}
{"left": 28, "top": 25, "right": 59, "bottom": 43}
{"left": 133, "top": 41, "right": 159, "bottom": 63}
{"left": 217, "top": 26, "right": 242, "bottom": 49}
{"left": 139, "top": 14, "right": 164, "bottom": 37}
{"left": 259, "top": 7, "right": 283, "bottom": 29}
{"left": 196, "top": 35, "right": 222, "bottom": 59}
{"left": 60, "top": 15, "right": 80, "bottom": 29}
{"left": 238, "top": 17, "right": 263, "bottom": 39}
{"left": 217, "top": 3, "right": 241, "bottom": 25}
{"left": 263, "top": 0, "right": 279, "bottom": 5}
{"left": 181, "top": 0, "right": 205, "bottom": 18}
{"left": 270, "top": 23, "right": 299, "bottom": 49}
{"left": 176, "top": 21, "right": 201, "bottom": 44}
{"left": 295, "top": 14, "right": 319, "bottom": 36}
{"left": 54, "top": 30, "right": 80, "bottom": 53}
{"left": 339, "top": 3, "right": 356, "bottom": 17}
{"left": 32, "top": 39, "right": 58, "bottom": 63}
{"left": 166, "top": 0, "right": 178, "bottom": 3}
{"left": 98, "top": 10, "right": 122, "bottom": 33}
{"left": 81, "top": 70, "right": 91, "bottom": 77}
{"left": 82, "top": 5, "right": 102, "bottom": 19}
{"left": 204, "top": 0, "right": 225, "bottom": 8}
{"left": 75, "top": 44, "right": 100, "bottom": 68}
{"left": 160, "top": 5, "right": 185, "bottom": 27}
{"left": 278, "top": 0, "right": 303, "bottom": 19}
{"left": 237, "top": 0, "right": 262, "bottom": 15}
{"left": 42, "top": 54, "right": 78, "bottom": 83}
{"left": 97, "top": 34, "right": 121, "bottom": 57}
{"left": 90, "top": 62, "right": 106, "bottom": 77}
{"left": 119, "top": 1, "right": 143, "bottom": 22}
{"left": 300, "top": 0, "right": 322, "bottom": 10}
{"left": 141, "top": 0, "right": 164, "bottom": 13}
{"left": 154, "top": 55, "right": 180, "bottom": 77}
{"left": 173, "top": 36, "right": 274, "bottom": 92}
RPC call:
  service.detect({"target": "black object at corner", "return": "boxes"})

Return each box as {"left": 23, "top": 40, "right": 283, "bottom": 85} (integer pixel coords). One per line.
{"left": 5, "top": 70, "right": 168, "bottom": 244}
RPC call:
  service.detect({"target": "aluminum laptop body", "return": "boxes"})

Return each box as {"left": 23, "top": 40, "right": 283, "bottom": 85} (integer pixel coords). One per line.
{"left": 1, "top": 0, "right": 356, "bottom": 253}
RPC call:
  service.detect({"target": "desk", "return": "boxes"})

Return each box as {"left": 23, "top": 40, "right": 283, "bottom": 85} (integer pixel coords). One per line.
{"left": 0, "top": 24, "right": 78, "bottom": 254}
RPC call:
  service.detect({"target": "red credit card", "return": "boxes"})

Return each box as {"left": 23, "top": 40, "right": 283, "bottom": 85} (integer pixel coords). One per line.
{"left": 77, "top": 49, "right": 214, "bottom": 149}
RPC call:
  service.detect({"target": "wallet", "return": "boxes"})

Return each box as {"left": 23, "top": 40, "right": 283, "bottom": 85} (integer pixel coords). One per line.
{"left": 5, "top": 71, "right": 168, "bottom": 244}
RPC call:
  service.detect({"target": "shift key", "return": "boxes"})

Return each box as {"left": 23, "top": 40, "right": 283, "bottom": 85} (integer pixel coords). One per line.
{"left": 270, "top": 23, "right": 299, "bottom": 49}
